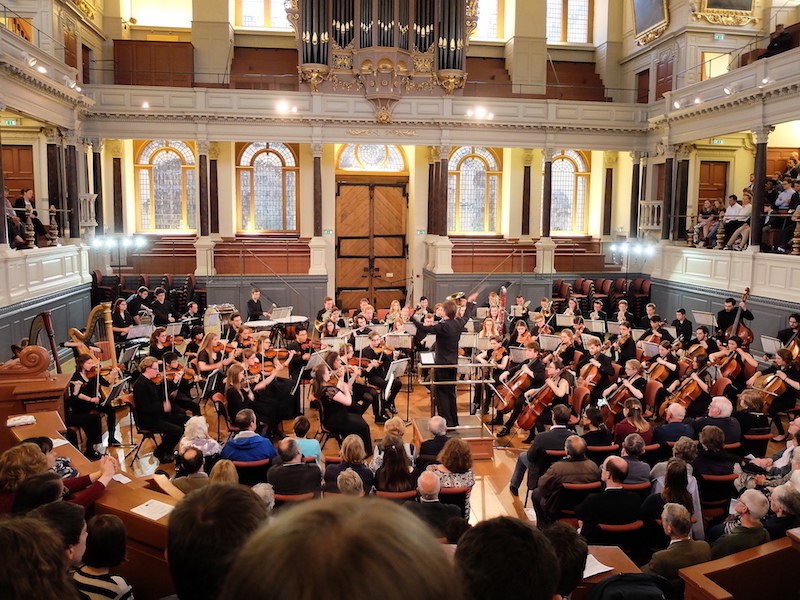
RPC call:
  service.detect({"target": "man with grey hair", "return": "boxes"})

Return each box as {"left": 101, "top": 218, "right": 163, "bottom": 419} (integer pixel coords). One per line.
{"left": 337, "top": 468, "right": 365, "bottom": 496}
{"left": 266, "top": 438, "right": 322, "bottom": 497}
{"left": 712, "top": 489, "right": 770, "bottom": 558}
{"left": 404, "top": 470, "right": 460, "bottom": 536}
{"left": 534, "top": 435, "right": 601, "bottom": 522}
{"left": 642, "top": 503, "right": 711, "bottom": 580}
{"left": 692, "top": 396, "right": 741, "bottom": 444}
{"left": 419, "top": 415, "right": 450, "bottom": 459}
{"left": 653, "top": 403, "right": 694, "bottom": 444}
{"left": 621, "top": 433, "right": 651, "bottom": 484}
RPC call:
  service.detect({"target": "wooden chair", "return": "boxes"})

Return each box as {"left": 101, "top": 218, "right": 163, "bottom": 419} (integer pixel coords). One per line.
{"left": 274, "top": 492, "right": 315, "bottom": 507}
{"left": 123, "top": 396, "right": 161, "bottom": 464}
{"left": 375, "top": 489, "right": 418, "bottom": 502}
{"left": 643, "top": 379, "right": 663, "bottom": 417}
{"left": 324, "top": 455, "right": 342, "bottom": 464}
{"left": 212, "top": 392, "right": 241, "bottom": 442}
{"left": 641, "top": 442, "right": 665, "bottom": 467}
{"left": 586, "top": 444, "right": 619, "bottom": 465}
{"left": 571, "top": 386, "right": 591, "bottom": 417}
{"left": 232, "top": 459, "right": 271, "bottom": 486}
{"left": 697, "top": 473, "right": 739, "bottom": 525}
{"left": 621, "top": 481, "right": 652, "bottom": 501}
{"left": 596, "top": 520, "right": 645, "bottom": 556}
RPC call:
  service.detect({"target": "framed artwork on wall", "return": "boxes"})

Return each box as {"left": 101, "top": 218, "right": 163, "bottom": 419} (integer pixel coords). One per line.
{"left": 632, "top": 0, "right": 669, "bottom": 45}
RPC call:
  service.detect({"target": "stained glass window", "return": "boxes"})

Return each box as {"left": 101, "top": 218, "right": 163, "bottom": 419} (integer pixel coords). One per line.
{"left": 135, "top": 140, "right": 196, "bottom": 232}
{"left": 547, "top": 150, "right": 589, "bottom": 234}
{"left": 337, "top": 144, "right": 406, "bottom": 172}
{"left": 237, "top": 142, "right": 298, "bottom": 232}
{"left": 447, "top": 146, "right": 501, "bottom": 234}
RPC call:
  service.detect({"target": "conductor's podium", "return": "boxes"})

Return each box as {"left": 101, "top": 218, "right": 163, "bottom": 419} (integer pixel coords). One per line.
{"left": 413, "top": 416, "right": 495, "bottom": 460}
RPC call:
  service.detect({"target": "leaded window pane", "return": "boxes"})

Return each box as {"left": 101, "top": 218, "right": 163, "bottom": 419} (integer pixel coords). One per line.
{"left": 152, "top": 150, "right": 183, "bottom": 230}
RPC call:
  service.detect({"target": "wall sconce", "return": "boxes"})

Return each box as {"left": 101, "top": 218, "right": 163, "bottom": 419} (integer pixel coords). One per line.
{"left": 122, "top": 17, "right": 138, "bottom": 30}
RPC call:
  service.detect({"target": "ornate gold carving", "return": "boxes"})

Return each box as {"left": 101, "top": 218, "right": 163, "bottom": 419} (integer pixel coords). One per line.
{"left": 285, "top": 0, "right": 301, "bottom": 37}
{"left": 299, "top": 64, "right": 330, "bottom": 92}
{"left": 604, "top": 152, "right": 618, "bottom": 167}
{"left": 413, "top": 55, "right": 433, "bottom": 73}
{"left": 76, "top": 0, "right": 96, "bottom": 20}
{"left": 207, "top": 143, "right": 220, "bottom": 160}
{"left": 693, "top": 1, "right": 758, "bottom": 27}
{"left": 106, "top": 139, "right": 123, "bottom": 158}
{"left": 333, "top": 52, "right": 353, "bottom": 70}
{"left": 465, "top": 0, "right": 479, "bottom": 39}
{"left": 346, "top": 129, "right": 418, "bottom": 137}
{"left": 636, "top": 23, "right": 668, "bottom": 46}
{"left": 376, "top": 105, "right": 393, "bottom": 124}
{"left": 437, "top": 70, "right": 466, "bottom": 96}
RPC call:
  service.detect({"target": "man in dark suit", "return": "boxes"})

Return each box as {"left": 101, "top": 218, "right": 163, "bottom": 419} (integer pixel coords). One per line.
{"left": 414, "top": 292, "right": 478, "bottom": 426}
{"left": 267, "top": 438, "right": 322, "bottom": 497}
{"left": 576, "top": 455, "right": 641, "bottom": 543}
{"left": 508, "top": 404, "right": 573, "bottom": 496}
{"left": 404, "top": 471, "right": 461, "bottom": 537}
{"left": 653, "top": 403, "right": 695, "bottom": 444}
{"left": 671, "top": 308, "right": 693, "bottom": 345}
{"left": 419, "top": 415, "right": 450, "bottom": 458}
{"left": 642, "top": 503, "right": 711, "bottom": 580}
{"left": 777, "top": 313, "right": 800, "bottom": 346}
{"left": 534, "top": 435, "right": 601, "bottom": 522}
{"left": 691, "top": 396, "right": 742, "bottom": 444}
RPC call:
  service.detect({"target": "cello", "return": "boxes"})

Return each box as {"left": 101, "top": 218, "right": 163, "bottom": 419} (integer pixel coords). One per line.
{"left": 517, "top": 368, "right": 568, "bottom": 430}
{"left": 724, "top": 287, "right": 754, "bottom": 349}
{"left": 751, "top": 373, "right": 787, "bottom": 413}
{"left": 658, "top": 363, "right": 710, "bottom": 418}
{"left": 493, "top": 367, "right": 533, "bottom": 414}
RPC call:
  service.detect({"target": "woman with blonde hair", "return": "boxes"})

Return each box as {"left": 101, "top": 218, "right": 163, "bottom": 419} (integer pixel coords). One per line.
{"left": 179, "top": 415, "right": 222, "bottom": 457}
{"left": 429, "top": 438, "right": 475, "bottom": 518}
{"left": 478, "top": 316, "right": 498, "bottom": 339}
{"left": 369, "top": 416, "right": 415, "bottom": 470}
{"left": 612, "top": 397, "right": 652, "bottom": 446}
{"left": 209, "top": 459, "right": 239, "bottom": 484}
{"left": 324, "top": 434, "right": 374, "bottom": 493}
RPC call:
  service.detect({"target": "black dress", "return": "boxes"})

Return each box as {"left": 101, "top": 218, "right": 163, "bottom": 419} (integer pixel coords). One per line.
{"left": 320, "top": 385, "right": 372, "bottom": 454}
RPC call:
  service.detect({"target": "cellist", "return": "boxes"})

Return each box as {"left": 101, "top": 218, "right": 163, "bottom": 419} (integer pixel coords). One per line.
{"left": 521, "top": 358, "right": 572, "bottom": 435}
{"left": 491, "top": 341, "right": 546, "bottom": 441}
{"left": 474, "top": 336, "right": 509, "bottom": 416}
{"left": 637, "top": 314, "right": 674, "bottom": 344}
{"left": 576, "top": 337, "right": 616, "bottom": 404}
{"left": 648, "top": 341, "right": 681, "bottom": 390}
{"left": 745, "top": 348, "right": 800, "bottom": 442}
{"left": 601, "top": 359, "right": 646, "bottom": 422}
{"left": 682, "top": 326, "right": 719, "bottom": 359}
{"left": 611, "top": 321, "right": 637, "bottom": 370}
{"left": 665, "top": 354, "right": 714, "bottom": 418}
{"left": 709, "top": 335, "right": 758, "bottom": 394}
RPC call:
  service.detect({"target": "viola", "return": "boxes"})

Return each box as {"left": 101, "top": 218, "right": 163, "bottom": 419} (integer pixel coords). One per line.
{"left": 263, "top": 348, "right": 291, "bottom": 361}
{"left": 517, "top": 368, "right": 567, "bottom": 430}
{"left": 86, "top": 366, "right": 114, "bottom": 378}
{"left": 249, "top": 362, "right": 275, "bottom": 376}
{"left": 165, "top": 335, "right": 185, "bottom": 346}
{"left": 348, "top": 357, "right": 372, "bottom": 369}
{"left": 723, "top": 287, "right": 754, "bottom": 349}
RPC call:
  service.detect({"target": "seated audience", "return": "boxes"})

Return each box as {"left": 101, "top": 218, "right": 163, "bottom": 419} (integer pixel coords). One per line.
{"left": 419, "top": 415, "right": 450, "bottom": 459}
{"left": 0, "top": 517, "right": 81, "bottom": 600}
{"left": 693, "top": 425, "right": 742, "bottom": 477}
{"left": 692, "top": 396, "right": 742, "bottom": 445}
{"left": 651, "top": 435, "right": 697, "bottom": 480}
{"left": 250, "top": 482, "right": 276, "bottom": 516}
{"left": 542, "top": 522, "right": 589, "bottom": 599}
{"left": 510, "top": 404, "right": 573, "bottom": 497}
{"left": 73, "top": 514, "right": 134, "bottom": 600}
{"left": 653, "top": 403, "right": 694, "bottom": 444}
{"left": 178, "top": 415, "right": 222, "bottom": 457}
{"left": 324, "top": 434, "right": 374, "bottom": 493}
{"left": 576, "top": 456, "right": 641, "bottom": 543}
{"left": 29, "top": 501, "right": 87, "bottom": 567}
{"left": 428, "top": 438, "right": 475, "bottom": 518}
{"left": 642, "top": 458, "right": 704, "bottom": 541}
{"left": 581, "top": 407, "right": 613, "bottom": 446}
{"left": 21, "top": 436, "right": 78, "bottom": 479}
{"left": 455, "top": 516, "right": 560, "bottom": 600}
{"left": 220, "top": 409, "right": 277, "bottom": 462}
{"left": 267, "top": 438, "right": 322, "bottom": 496}
{"left": 336, "top": 468, "right": 366, "bottom": 496}
{"left": 404, "top": 471, "right": 461, "bottom": 537}
{"left": 168, "top": 484, "right": 268, "bottom": 600}
{"left": 732, "top": 389, "right": 770, "bottom": 437}
{"left": 209, "top": 459, "right": 239, "bottom": 485}
{"left": 220, "top": 496, "right": 460, "bottom": 600}
{"left": 374, "top": 435, "right": 415, "bottom": 493}
{"left": 291, "top": 416, "right": 322, "bottom": 464}
{"left": 173, "top": 447, "right": 209, "bottom": 494}
{"left": 11, "top": 471, "right": 65, "bottom": 514}
{"left": 711, "top": 489, "right": 770, "bottom": 558}
{"left": 613, "top": 398, "right": 653, "bottom": 446}
{"left": 764, "top": 483, "right": 800, "bottom": 540}
{"left": 621, "top": 433, "right": 651, "bottom": 484}
{"left": 370, "top": 416, "right": 415, "bottom": 470}
{"left": 534, "top": 435, "right": 601, "bottom": 523}
{"left": 642, "top": 503, "right": 711, "bottom": 581}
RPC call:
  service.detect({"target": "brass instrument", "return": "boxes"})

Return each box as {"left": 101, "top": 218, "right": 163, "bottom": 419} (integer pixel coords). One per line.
{"left": 446, "top": 292, "right": 466, "bottom": 302}
{"left": 542, "top": 300, "right": 553, "bottom": 318}
{"left": 314, "top": 309, "right": 332, "bottom": 333}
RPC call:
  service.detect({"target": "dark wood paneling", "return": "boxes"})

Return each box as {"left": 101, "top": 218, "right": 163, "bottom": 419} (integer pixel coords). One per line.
{"left": 636, "top": 69, "right": 650, "bottom": 103}
{"left": 230, "top": 47, "right": 299, "bottom": 90}
{"left": 82, "top": 44, "right": 92, "bottom": 83}
{"left": 766, "top": 147, "right": 800, "bottom": 179}
{"left": 655, "top": 55, "right": 673, "bottom": 100}
{"left": 114, "top": 40, "right": 194, "bottom": 87}
{"left": 63, "top": 25, "right": 77, "bottom": 68}
{"left": 698, "top": 161, "right": 728, "bottom": 205}
{"left": 2, "top": 145, "right": 34, "bottom": 196}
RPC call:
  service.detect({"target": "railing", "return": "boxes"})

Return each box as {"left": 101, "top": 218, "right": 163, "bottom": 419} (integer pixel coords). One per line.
{"left": 0, "top": 2, "right": 67, "bottom": 59}
{"left": 638, "top": 201, "right": 662, "bottom": 234}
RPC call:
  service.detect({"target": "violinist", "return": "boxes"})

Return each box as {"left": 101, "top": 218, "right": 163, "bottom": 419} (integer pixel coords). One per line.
{"left": 243, "top": 349, "right": 293, "bottom": 437}
{"left": 253, "top": 337, "right": 297, "bottom": 404}
{"left": 545, "top": 329, "right": 576, "bottom": 368}
{"left": 360, "top": 331, "right": 401, "bottom": 420}
{"left": 716, "top": 297, "right": 754, "bottom": 342}
{"left": 571, "top": 316, "right": 587, "bottom": 354}
{"left": 320, "top": 318, "right": 340, "bottom": 341}
{"left": 611, "top": 321, "right": 636, "bottom": 370}
{"left": 222, "top": 313, "right": 243, "bottom": 343}
{"left": 745, "top": 348, "right": 800, "bottom": 441}
{"left": 111, "top": 298, "right": 134, "bottom": 345}
{"left": 224, "top": 363, "right": 270, "bottom": 436}
{"left": 133, "top": 357, "right": 188, "bottom": 464}
{"left": 475, "top": 336, "right": 509, "bottom": 416}
{"left": 248, "top": 288, "right": 272, "bottom": 322}
{"left": 507, "top": 320, "right": 533, "bottom": 349}
{"left": 671, "top": 308, "right": 694, "bottom": 345}
{"left": 492, "top": 342, "right": 546, "bottom": 440}
{"left": 523, "top": 358, "right": 572, "bottom": 435}
{"left": 332, "top": 344, "right": 378, "bottom": 419}
{"left": 234, "top": 326, "right": 255, "bottom": 356}
{"left": 562, "top": 297, "right": 582, "bottom": 317}
{"left": 777, "top": 313, "right": 800, "bottom": 346}
{"left": 638, "top": 303, "right": 658, "bottom": 329}
{"left": 67, "top": 354, "right": 121, "bottom": 458}
{"left": 196, "top": 332, "right": 235, "bottom": 393}
{"left": 649, "top": 341, "right": 681, "bottom": 390}
{"left": 183, "top": 327, "right": 205, "bottom": 361}
{"left": 162, "top": 351, "right": 201, "bottom": 416}
{"left": 286, "top": 329, "right": 314, "bottom": 412}
{"left": 637, "top": 315, "right": 674, "bottom": 344}
{"left": 683, "top": 326, "right": 719, "bottom": 358}
{"left": 612, "top": 299, "right": 634, "bottom": 324}
{"left": 576, "top": 337, "right": 615, "bottom": 403}
{"left": 709, "top": 335, "right": 758, "bottom": 393}
{"left": 315, "top": 296, "right": 334, "bottom": 324}
{"left": 312, "top": 362, "right": 373, "bottom": 454}
{"left": 151, "top": 287, "right": 176, "bottom": 327}
{"left": 531, "top": 312, "right": 552, "bottom": 337}
{"left": 666, "top": 354, "right": 714, "bottom": 418}
{"left": 350, "top": 314, "right": 373, "bottom": 341}
{"left": 588, "top": 299, "right": 607, "bottom": 322}
{"left": 602, "top": 359, "right": 646, "bottom": 421}
{"left": 149, "top": 328, "right": 179, "bottom": 361}
{"left": 362, "top": 304, "right": 381, "bottom": 326}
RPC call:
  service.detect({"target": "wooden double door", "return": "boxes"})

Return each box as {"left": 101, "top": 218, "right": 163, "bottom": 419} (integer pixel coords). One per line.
{"left": 335, "top": 181, "right": 408, "bottom": 311}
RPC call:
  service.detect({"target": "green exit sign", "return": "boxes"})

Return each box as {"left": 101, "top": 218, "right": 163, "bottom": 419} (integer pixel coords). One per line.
{"left": 3, "top": 118, "right": 20, "bottom": 126}
{"left": 714, "top": 33, "right": 725, "bottom": 40}
{"left": 711, "top": 139, "right": 724, "bottom": 145}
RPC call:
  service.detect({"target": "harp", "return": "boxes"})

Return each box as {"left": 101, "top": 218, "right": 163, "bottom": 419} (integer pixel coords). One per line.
{"left": 68, "top": 303, "right": 118, "bottom": 369}
{"left": 25, "top": 311, "right": 62, "bottom": 373}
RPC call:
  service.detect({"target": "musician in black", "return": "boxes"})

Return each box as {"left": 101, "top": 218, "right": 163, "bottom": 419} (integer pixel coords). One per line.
{"left": 247, "top": 287, "right": 272, "bottom": 321}
{"left": 508, "top": 295, "right": 530, "bottom": 328}
{"left": 576, "top": 337, "right": 615, "bottom": 404}
{"left": 181, "top": 302, "right": 202, "bottom": 337}
{"left": 571, "top": 316, "right": 587, "bottom": 354}
{"left": 126, "top": 286, "right": 151, "bottom": 325}
{"left": 475, "top": 336, "right": 509, "bottom": 415}
{"left": 709, "top": 335, "right": 758, "bottom": 394}
{"left": 638, "top": 303, "right": 657, "bottom": 329}
{"left": 492, "top": 341, "right": 546, "bottom": 441}
{"left": 523, "top": 357, "right": 572, "bottom": 435}
{"left": 650, "top": 340, "right": 681, "bottom": 390}
{"left": 745, "top": 348, "right": 800, "bottom": 441}
{"left": 133, "top": 357, "right": 188, "bottom": 463}
{"left": 414, "top": 296, "right": 433, "bottom": 319}
{"left": 222, "top": 313, "right": 243, "bottom": 343}
{"left": 332, "top": 345, "right": 378, "bottom": 419}
{"left": 362, "top": 305, "right": 382, "bottom": 326}
{"left": 183, "top": 327, "right": 205, "bottom": 361}
{"left": 360, "top": 331, "right": 401, "bottom": 421}
{"left": 151, "top": 287, "right": 176, "bottom": 327}
{"left": 315, "top": 296, "right": 335, "bottom": 323}
{"left": 637, "top": 315, "right": 674, "bottom": 344}
{"left": 612, "top": 299, "right": 634, "bottom": 323}
{"left": 716, "top": 297, "right": 754, "bottom": 341}
{"left": 67, "top": 354, "right": 121, "bottom": 459}
{"left": 588, "top": 299, "right": 607, "bottom": 322}
{"left": 163, "top": 351, "right": 201, "bottom": 416}
{"left": 777, "top": 313, "right": 800, "bottom": 345}
{"left": 685, "top": 326, "right": 719, "bottom": 356}
{"left": 601, "top": 359, "right": 646, "bottom": 421}
{"left": 611, "top": 321, "right": 637, "bottom": 369}
{"left": 666, "top": 354, "right": 713, "bottom": 418}
{"left": 671, "top": 309, "right": 694, "bottom": 345}
{"left": 349, "top": 314, "right": 373, "bottom": 344}
{"left": 111, "top": 298, "right": 134, "bottom": 345}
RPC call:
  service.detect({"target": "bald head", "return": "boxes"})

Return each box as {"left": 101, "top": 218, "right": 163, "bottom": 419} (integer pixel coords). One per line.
{"left": 603, "top": 456, "right": 628, "bottom": 484}
{"left": 417, "top": 471, "right": 441, "bottom": 500}
{"left": 564, "top": 435, "right": 587, "bottom": 459}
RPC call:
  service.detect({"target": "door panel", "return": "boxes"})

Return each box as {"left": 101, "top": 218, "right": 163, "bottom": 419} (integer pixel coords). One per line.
{"left": 698, "top": 161, "right": 728, "bottom": 208}
{"left": 336, "top": 182, "right": 407, "bottom": 311}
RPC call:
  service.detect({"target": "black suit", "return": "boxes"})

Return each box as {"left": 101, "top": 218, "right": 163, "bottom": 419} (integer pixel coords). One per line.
{"left": 414, "top": 302, "right": 476, "bottom": 426}
{"left": 671, "top": 319, "right": 693, "bottom": 344}
{"left": 716, "top": 308, "right": 753, "bottom": 338}
{"left": 777, "top": 327, "right": 799, "bottom": 346}
{"left": 515, "top": 425, "right": 573, "bottom": 490}
{"left": 419, "top": 434, "right": 450, "bottom": 459}
{"left": 404, "top": 499, "right": 461, "bottom": 536}
{"left": 132, "top": 375, "right": 186, "bottom": 459}
{"left": 267, "top": 462, "right": 322, "bottom": 497}
{"left": 576, "top": 488, "right": 641, "bottom": 543}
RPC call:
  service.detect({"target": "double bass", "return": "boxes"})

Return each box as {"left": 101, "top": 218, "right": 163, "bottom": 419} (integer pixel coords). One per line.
{"left": 517, "top": 368, "right": 568, "bottom": 430}
{"left": 723, "top": 287, "right": 754, "bottom": 349}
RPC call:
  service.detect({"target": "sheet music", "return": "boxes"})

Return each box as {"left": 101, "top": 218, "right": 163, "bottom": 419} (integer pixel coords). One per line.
{"left": 476, "top": 307, "right": 489, "bottom": 320}
{"left": 386, "top": 333, "right": 413, "bottom": 349}
{"left": 761, "top": 336, "right": 782, "bottom": 356}
{"left": 664, "top": 325, "right": 677, "bottom": 338}
{"left": 271, "top": 307, "right": 293, "bottom": 320}
{"left": 556, "top": 314, "right": 574, "bottom": 328}
{"left": 692, "top": 311, "right": 716, "bottom": 328}
{"left": 538, "top": 334, "right": 561, "bottom": 352}
{"left": 131, "top": 499, "right": 174, "bottom": 521}
{"left": 112, "top": 473, "right": 132, "bottom": 484}
{"left": 584, "top": 319, "right": 607, "bottom": 334}
{"left": 51, "top": 437, "right": 70, "bottom": 448}
{"left": 582, "top": 554, "right": 614, "bottom": 579}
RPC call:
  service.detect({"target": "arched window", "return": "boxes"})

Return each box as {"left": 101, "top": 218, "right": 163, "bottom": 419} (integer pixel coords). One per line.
{"left": 337, "top": 144, "right": 407, "bottom": 173}
{"left": 135, "top": 140, "right": 196, "bottom": 232}
{"left": 472, "top": 0, "right": 501, "bottom": 40}
{"left": 237, "top": 142, "right": 298, "bottom": 232}
{"left": 546, "top": 0, "right": 591, "bottom": 43}
{"left": 448, "top": 146, "right": 501, "bottom": 234}
{"left": 548, "top": 150, "right": 590, "bottom": 234}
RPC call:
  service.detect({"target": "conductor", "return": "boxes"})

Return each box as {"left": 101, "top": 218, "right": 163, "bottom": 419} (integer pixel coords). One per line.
{"left": 414, "top": 292, "right": 478, "bottom": 427}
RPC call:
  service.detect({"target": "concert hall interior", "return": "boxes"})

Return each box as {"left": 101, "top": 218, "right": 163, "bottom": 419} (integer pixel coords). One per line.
{"left": 2, "top": 1, "right": 800, "bottom": 599}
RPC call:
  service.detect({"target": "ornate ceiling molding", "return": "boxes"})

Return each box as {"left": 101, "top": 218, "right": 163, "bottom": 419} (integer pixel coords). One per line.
{"left": 0, "top": 62, "right": 93, "bottom": 109}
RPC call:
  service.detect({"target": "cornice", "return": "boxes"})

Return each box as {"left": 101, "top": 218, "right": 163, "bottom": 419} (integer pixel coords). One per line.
{"left": 0, "top": 62, "right": 94, "bottom": 110}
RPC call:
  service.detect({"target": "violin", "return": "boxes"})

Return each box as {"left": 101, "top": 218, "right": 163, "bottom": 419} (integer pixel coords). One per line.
{"left": 300, "top": 340, "right": 323, "bottom": 351}
{"left": 86, "top": 366, "right": 115, "bottom": 378}
{"left": 151, "top": 368, "right": 191, "bottom": 385}
{"left": 212, "top": 340, "right": 237, "bottom": 353}
{"left": 536, "top": 324, "right": 552, "bottom": 336}
{"left": 349, "top": 356, "right": 372, "bottom": 369}
{"left": 263, "top": 348, "right": 291, "bottom": 361}
{"left": 491, "top": 346, "right": 507, "bottom": 364}
{"left": 249, "top": 362, "right": 275, "bottom": 376}
{"left": 517, "top": 368, "right": 567, "bottom": 431}
{"left": 613, "top": 333, "right": 631, "bottom": 351}
{"left": 165, "top": 335, "right": 185, "bottom": 346}
{"left": 723, "top": 287, "right": 753, "bottom": 349}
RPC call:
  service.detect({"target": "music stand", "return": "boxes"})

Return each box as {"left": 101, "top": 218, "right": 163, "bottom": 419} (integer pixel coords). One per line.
{"left": 292, "top": 349, "right": 329, "bottom": 408}
{"left": 584, "top": 320, "right": 607, "bottom": 335}
{"left": 419, "top": 351, "right": 435, "bottom": 365}
{"left": 632, "top": 328, "right": 646, "bottom": 339}
{"left": 476, "top": 336, "right": 491, "bottom": 351}
{"left": 118, "top": 345, "right": 142, "bottom": 371}
{"left": 403, "top": 322, "right": 418, "bottom": 336}
{"left": 127, "top": 324, "right": 155, "bottom": 340}
{"left": 538, "top": 334, "right": 561, "bottom": 353}
{"left": 372, "top": 324, "right": 389, "bottom": 337}
{"left": 102, "top": 377, "right": 131, "bottom": 407}
{"left": 580, "top": 333, "right": 603, "bottom": 347}
{"left": 556, "top": 314, "right": 574, "bottom": 328}
{"left": 271, "top": 306, "right": 293, "bottom": 320}
{"left": 386, "top": 357, "right": 412, "bottom": 424}
{"left": 607, "top": 322, "right": 622, "bottom": 336}
{"left": 386, "top": 333, "right": 414, "bottom": 350}
{"left": 509, "top": 346, "right": 527, "bottom": 364}
{"left": 510, "top": 305, "right": 525, "bottom": 317}
{"left": 476, "top": 307, "right": 489, "bottom": 320}
{"left": 321, "top": 336, "right": 344, "bottom": 352}
{"left": 761, "top": 336, "right": 782, "bottom": 356}
{"left": 641, "top": 341, "right": 661, "bottom": 358}
{"left": 459, "top": 332, "right": 478, "bottom": 350}
{"left": 353, "top": 335, "right": 371, "bottom": 353}
{"left": 692, "top": 311, "right": 717, "bottom": 329}
{"left": 664, "top": 325, "right": 677, "bottom": 339}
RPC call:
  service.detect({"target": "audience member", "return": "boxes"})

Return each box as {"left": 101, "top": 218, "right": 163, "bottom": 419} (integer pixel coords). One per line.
{"left": 693, "top": 425, "right": 742, "bottom": 477}
{"left": 267, "top": 438, "right": 322, "bottom": 496}
{"left": 29, "top": 501, "right": 87, "bottom": 566}
{"left": 10, "top": 471, "right": 63, "bottom": 514}
{"left": 534, "top": 435, "right": 601, "bottom": 522}
{"left": 621, "top": 433, "right": 651, "bottom": 484}
{"left": 692, "top": 396, "right": 742, "bottom": 444}
{"left": 455, "top": 516, "right": 560, "bottom": 600}
{"left": 653, "top": 403, "right": 694, "bottom": 444}
{"left": 510, "top": 404, "right": 573, "bottom": 497}
{"left": 576, "top": 455, "right": 641, "bottom": 543}
{"left": 419, "top": 415, "right": 450, "bottom": 460}
{"left": 428, "top": 438, "right": 475, "bottom": 518}
{"left": 220, "top": 409, "right": 277, "bottom": 462}
{"left": 173, "top": 447, "right": 209, "bottom": 494}
{"left": 208, "top": 459, "right": 239, "bottom": 485}
{"left": 404, "top": 470, "right": 460, "bottom": 536}
{"left": 0, "top": 517, "right": 81, "bottom": 600}
{"left": 167, "top": 484, "right": 268, "bottom": 600}
{"left": 337, "top": 468, "right": 365, "bottom": 496}
{"left": 711, "top": 489, "right": 770, "bottom": 558}
{"left": 21, "top": 435, "right": 78, "bottom": 479}
{"left": 323, "top": 434, "right": 374, "bottom": 493}
{"left": 732, "top": 389, "right": 770, "bottom": 436}
{"left": 178, "top": 415, "right": 222, "bottom": 457}
{"left": 761, "top": 23, "right": 793, "bottom": 58}
{"left": 73, "top": 514, "right": 134, "bottom": 600}
{"left": 581, "top": 406, "right": 613, "bottom": 446}
{"left": 250, "top": 482, "right": 276, "bottom": 515}
{"left": 764, "top": 483, "right": 800, "bottom": 540}
{"left": 370, "top": 416, "right": 415, "bottom": 470}
{"left": 374, "top": 435, "right": 415, "bottom": 493}
{"left": 613, "top": 398, "right": 653, "bottom": 446}
{"left": 651, "top": 435, "right": 697, "bottom": 480}
{"left": 543, "top": 521, "right": 589, "bottom": 599}
{"left": 291, "top": 416, "right": 322, "bottom": 464}
{"left": 642, "top": 458, "right": 704, "bottom": 541}
{"left": 642, "top": 503, "right": 711, "bottom": 581}
{"left": 220, "top": 496, "right": 460, "bottom": 600}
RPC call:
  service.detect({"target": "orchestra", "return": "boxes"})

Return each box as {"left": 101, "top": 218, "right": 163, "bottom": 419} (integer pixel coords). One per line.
{"left": 51, "top": 278, "right": 800, "bottom": 473}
